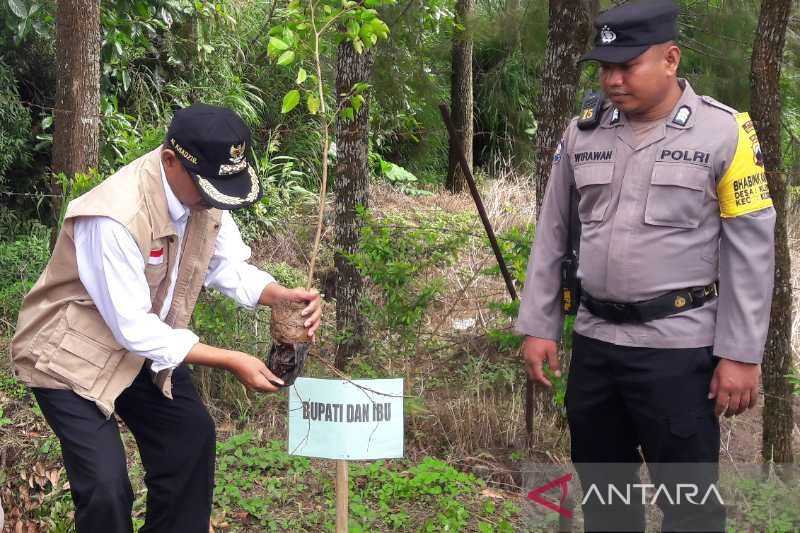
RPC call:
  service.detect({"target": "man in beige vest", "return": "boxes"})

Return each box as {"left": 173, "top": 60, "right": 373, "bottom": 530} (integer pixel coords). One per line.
{"left": 11, "top": 104, "right": 322, "bottom": 532}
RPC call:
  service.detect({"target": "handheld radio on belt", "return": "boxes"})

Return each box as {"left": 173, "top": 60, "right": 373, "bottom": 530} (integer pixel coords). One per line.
{"left": 561, "top": 185, "right": 581, "bottom": 315}
{"left": 561, "top": 91, "right": 604, "bottom": 314}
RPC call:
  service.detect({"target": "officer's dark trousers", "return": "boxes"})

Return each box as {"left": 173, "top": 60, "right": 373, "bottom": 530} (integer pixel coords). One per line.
{"left": 566, "top": 333, "right": 725, "bottom": 533}
{"left": 32, "top": 364, "right": 215, "bottom": 533}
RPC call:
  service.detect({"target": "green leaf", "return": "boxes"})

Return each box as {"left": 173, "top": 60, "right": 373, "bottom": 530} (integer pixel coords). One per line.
{"left": 281, "top": 90, "right": 300, "bottom": 114}
{"left": 351, "top": 94, "right": 364, "bottom": 114}
{"left": 341, "top": 107, "right": 355, "bottom": 121}
{"left": 277, "top": 50, "right": 295, "bottom": 66}
{"left": 382, "top": 161, "right": 417, "bottom": 184}
{"left": 307, "top": 93, "right": 320, "bottom": 114}
{"left": 268, "top": 36, "right": 289, "bottom": 52}
{"left": 7, "top": 0, "right": 26, "bottom": 18}
{"left": 296, "top": 67, "right": 307, "bottom": 84}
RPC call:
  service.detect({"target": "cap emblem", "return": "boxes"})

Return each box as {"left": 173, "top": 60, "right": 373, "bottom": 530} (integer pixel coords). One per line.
{"left": 229, "top": 142, "right": 246, "bottom": 163}
{"left": 600, "top": 25, "right": 617, "bottom": 45}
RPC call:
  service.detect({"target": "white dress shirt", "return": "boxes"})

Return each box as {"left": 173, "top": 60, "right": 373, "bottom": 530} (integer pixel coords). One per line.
{"left": 73, "top": 163, "right": 275, "bottom": 372}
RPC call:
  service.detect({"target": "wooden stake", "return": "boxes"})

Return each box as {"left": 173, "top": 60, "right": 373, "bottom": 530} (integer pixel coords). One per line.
{"left": 336, "top": 459, "right": 349, "bottom": 532}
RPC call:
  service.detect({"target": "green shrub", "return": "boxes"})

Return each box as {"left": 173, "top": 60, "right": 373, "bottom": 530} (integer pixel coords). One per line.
{"left": 0, "top": 60, "right": 32, "bottom": 189}
{"left": 0, "top": 222, "right": 50, "bottom": 329}
{"left": 347, "top": 207, "right": 470, "bottom": 357}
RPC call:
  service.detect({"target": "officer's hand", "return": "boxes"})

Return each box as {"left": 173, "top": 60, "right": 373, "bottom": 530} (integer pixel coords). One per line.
{"left": 708, "top": 359, "right": 761, "bottom": 417}
{"left": 522, "top": 336, "right": 560, "bottom": 388}
{"left": 228, "top": 353, "right": 284, "bottom": 393}
{"left": 284, "top": 287, "right": 323, "bottom": 340}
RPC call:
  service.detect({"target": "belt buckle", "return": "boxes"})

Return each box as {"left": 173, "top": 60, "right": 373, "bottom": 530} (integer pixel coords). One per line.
{"left": 707, "top": 283, "right": 719, "bottom": 297}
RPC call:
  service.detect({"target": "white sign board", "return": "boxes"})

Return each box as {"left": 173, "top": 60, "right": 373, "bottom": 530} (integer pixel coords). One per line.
{"left": 288, "top": 377, "right": 404, "bottom": 460}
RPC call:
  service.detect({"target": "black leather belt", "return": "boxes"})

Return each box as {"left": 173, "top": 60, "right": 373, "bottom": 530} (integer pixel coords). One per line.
{"left": 581, "top": 282, "right": 718, "bottom": 324}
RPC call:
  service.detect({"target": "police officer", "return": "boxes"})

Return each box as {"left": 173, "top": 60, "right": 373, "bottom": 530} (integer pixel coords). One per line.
{"left": 11, "top": 104, "right": 322, "bottom": 532}
{"left": 517, "top": 1, "right": 775, "bottom": 531}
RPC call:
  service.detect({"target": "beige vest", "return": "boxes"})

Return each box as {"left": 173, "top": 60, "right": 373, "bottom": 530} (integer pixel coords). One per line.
{"left": 10, "top": 148, "right": 222, "bottom": 417}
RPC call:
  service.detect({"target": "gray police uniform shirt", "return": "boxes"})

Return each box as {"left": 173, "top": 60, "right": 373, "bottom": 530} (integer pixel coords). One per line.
{"left": 516, "top": 80, "right": 775, "bottom": 364}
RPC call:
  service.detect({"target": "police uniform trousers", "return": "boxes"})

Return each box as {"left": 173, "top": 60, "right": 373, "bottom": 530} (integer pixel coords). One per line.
{"left": 32, "top": 364, "right": 215, "bottom": 533}
{"left": 566, "top": 333, "right": 725, "bottom": 533}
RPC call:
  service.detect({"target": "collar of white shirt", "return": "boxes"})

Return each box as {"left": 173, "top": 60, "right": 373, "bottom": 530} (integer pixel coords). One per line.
{"left": 159, "top": 161, "right": 190, "bottom": 223}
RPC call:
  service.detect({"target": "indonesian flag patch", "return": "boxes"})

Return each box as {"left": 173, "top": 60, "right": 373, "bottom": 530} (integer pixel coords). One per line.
{"left": 148, "top": 247, "right": 164, "bottom": 265}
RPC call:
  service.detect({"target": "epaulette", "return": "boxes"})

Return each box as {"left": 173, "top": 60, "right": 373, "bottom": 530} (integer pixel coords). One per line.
{"left": 700, "top": 95, "right": 737, "bottom": 115}
{"left": 577, "top": 91, "right": 606, "bottom": 130}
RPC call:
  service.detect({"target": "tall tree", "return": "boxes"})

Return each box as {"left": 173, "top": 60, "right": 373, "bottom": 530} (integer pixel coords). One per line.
{"left": 334, "top": 42, "right": 374, "bottom": 370}
{"left": 51, "top": 0, "right": 101, "bottom": 248}
{"left": 447, "top": 0, "right": 475, "bottom": 193}
{"left": 750, "top": 0, "right": 793, "bottom": 464}
{"left": 532, "top": 0, "right": 594, "bottom": 211}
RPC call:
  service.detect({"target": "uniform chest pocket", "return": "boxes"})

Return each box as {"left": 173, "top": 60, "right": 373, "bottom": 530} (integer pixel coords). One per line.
{"left": 574, "top": 164, "right": 614, "bottom": 223}
{"left": 644, "top": 164, "right": 708, "bottom": 229}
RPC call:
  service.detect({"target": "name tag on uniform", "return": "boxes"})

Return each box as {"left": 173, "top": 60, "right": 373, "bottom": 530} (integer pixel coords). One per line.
{"left": 148, "top": 248, "right": 164, "bottom": 265}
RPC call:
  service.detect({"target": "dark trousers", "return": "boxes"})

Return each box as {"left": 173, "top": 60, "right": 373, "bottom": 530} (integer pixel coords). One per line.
{"left": 566, "top": 333, "right": 725, "bottom": 533}
{"left": 33, "top": 364, "right": 215, "bottom": 533}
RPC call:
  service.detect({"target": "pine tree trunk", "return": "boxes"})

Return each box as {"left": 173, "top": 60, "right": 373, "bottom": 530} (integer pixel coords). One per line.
{"left": 334, "top": 42, "right": 373, "bottom": 371}
{"left": 532, "top": 0, "right": 593, "bottom": 211}
{"left": 51, "top": 0, "right": 101, "bottom": 249}
{"left": 750, "top": 0, "right": 793, "bottom": 464}
{"left": 447, "top": 0, "right": 475, "bottom": 193}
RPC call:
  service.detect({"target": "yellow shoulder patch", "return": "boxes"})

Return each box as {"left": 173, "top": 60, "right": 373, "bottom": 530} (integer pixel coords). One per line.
{"left": 717, "top": 112, "right": 773, "bottom": 218}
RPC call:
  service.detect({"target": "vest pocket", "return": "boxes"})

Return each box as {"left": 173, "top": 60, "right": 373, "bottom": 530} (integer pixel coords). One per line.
{"left": 145, "top": 263, "right": 168, "bottom": 302}
{"left": 574, "top": 164, "right": 614, "bottom": 223}
{"left": 645, "top": 164, "right": 707, "bottom": 229}
{"left": 46, "top": 332, "right": 116, "bottom": 390}
{"left": 34, "top": 303, "right": 125, "bottom": 392}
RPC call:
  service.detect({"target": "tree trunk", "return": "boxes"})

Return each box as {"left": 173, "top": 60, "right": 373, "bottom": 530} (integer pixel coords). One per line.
{"left": 51, "top": 0, "right": 101, "bottom": 249}
{"left": 334, "top": 42, "right": 374, "bottom": 371}
{"left": 532, "top": 0, "right": 593, "bottom": 212}
{"left": 447, "top": 0, "right": 475, "bottom": 193}
{"left": 750, "top": 0, "right": 793, "bottom": 465}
